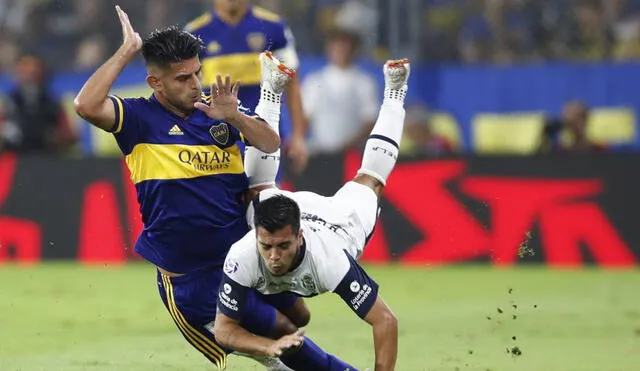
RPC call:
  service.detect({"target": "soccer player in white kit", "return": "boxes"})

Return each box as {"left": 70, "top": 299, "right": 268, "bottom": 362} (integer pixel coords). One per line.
{"left": 215, "top": 54, "right": 410, "bottom": 371}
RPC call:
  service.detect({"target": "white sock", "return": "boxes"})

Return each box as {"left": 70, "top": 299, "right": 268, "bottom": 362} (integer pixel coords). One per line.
{"left": 245, "top": 87, "right": 282, "bottom": 188}
{"left": 357, "top": 94, "right": 406, "bottom": 185}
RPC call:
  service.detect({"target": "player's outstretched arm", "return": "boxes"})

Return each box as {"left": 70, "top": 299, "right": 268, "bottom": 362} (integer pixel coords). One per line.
{"left": 283, "top": 76, "right": 309, "bottom": 173}
{"left": 214, "top": 312, "right": 304, "bottom": 357}
{"left": 195, "top": 75, "right": 280, "bottom": 153}
{"left": 363, "top": 296, "right": 398, "bottom": 371}
{"left": 74, "top": 6, "right": 141, "bottom": 131}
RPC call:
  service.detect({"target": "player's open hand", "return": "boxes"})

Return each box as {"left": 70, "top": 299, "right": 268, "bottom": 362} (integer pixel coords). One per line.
{"left": 266, "top": 329, "right": 305, "bottom": 357}
{"left": 194, "top": 74, "right": 241, "bottom": 122}
{"left": 286, "top": 135, "right": 309, "bottom": 174}
{"left": 115, "top": 5, "right": 142, "bottom": 55}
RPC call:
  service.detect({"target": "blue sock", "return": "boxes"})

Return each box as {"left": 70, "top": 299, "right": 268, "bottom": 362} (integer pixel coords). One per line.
{"left": 280, "top": 337, "right": 358, "bottom": 371}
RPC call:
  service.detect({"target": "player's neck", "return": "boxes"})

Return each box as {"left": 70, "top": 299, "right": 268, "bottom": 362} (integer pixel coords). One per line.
{"left": 154, "top": 93, "right": 192, "bottom": 119}
{"left": 215, "top": 4, "right": 249, "bottom": 25}
{"left": 288, "top": 240, "right": 306, "bottom": 272}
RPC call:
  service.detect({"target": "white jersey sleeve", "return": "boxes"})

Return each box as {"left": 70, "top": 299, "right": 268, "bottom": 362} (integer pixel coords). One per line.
{"left": 217, "top": 233, "right": 260, "bottom": 320}
{"left": 330, "top": 252, "right": 380, "bottom": 319}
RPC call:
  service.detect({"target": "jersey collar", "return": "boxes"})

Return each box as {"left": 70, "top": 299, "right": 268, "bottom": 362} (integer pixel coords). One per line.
{"left": 288, "top": 239, "right": 306, "bottom": 273}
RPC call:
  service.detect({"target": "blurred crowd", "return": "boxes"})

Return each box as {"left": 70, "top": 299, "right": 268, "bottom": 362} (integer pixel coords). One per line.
{"left": 2, "top": 0, "right": 640, "bottom": 73}
{"left": 0, "top": 0, "right": 637, "bottom": 157}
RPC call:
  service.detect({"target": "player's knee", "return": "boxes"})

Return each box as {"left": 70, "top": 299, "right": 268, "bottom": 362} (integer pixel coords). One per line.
{"left": 292, "top": 307, "right": 311, "bottom": 328}
{"left": 286, "top": 298, "right": 311, "bottom": 327}
{"left": 353, "top": 174, "right": 384, "bottom": 198}
{"left": 272, "top": 311, "right": 299, "bottom": 338}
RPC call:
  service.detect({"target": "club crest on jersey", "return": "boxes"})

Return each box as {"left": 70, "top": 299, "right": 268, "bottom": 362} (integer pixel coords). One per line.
{"left": 210, "top": 123, "right": 229, "bottom": 145}
{"left": 301, "top": 274, "right": 316, "bottom": 292}
{"left": 207, "top": 41, "right": 221, "bottom": 54}
{"left": 247, "top": 32, "right": 266, "bottom": 51}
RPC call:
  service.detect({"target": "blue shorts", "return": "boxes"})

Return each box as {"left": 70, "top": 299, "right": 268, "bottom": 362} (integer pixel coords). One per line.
{"left": 157, "top": 267, "right": 297, "bottom": 369}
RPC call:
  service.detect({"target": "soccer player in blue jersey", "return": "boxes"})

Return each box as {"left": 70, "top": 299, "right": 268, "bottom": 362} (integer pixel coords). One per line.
{"left": 74, "top": 6, "right": 347, "bottom": 371}
{"left": 186, "top": 0, "right": 309, "bottom": 174}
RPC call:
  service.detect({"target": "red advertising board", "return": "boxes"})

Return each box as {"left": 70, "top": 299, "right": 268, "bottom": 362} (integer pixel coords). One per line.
{"left": 0, "top": 152, "right": 637, "bottom": 267}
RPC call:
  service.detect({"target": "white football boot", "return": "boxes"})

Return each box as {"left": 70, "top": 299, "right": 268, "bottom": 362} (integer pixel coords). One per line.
{"left": 383, "top": 58, "right": 410, "bottom": 104}
{"left": 260, "top": 51, "right": 296, "bottom": 95}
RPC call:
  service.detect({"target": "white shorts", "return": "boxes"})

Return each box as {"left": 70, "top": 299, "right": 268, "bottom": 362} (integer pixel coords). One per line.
{"left": 247, "top": 182, "right": 379, "bottom": 259}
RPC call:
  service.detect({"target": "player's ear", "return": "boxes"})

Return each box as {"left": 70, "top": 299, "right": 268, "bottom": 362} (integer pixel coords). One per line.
{"left": 146, "top": 74, "right": 161, "bottom": 91}
{"left": 296, "top": 228, "right": 303, "bottom": 244}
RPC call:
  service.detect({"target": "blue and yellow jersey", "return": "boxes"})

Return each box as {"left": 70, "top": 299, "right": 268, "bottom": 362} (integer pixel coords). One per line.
{"left": 108, "top": 93, "right": 253, "bottom": 273}
{"left": 185, "top": 6, "right": 299, "bottom": 113}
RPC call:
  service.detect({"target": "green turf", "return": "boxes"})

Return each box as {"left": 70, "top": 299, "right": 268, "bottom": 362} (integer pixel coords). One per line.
{"left": 0, "top": 262, "right": 638, "bottom": 370}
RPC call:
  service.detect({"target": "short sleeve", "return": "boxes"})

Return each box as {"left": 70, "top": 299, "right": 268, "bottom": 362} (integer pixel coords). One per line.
{"left": 332, "top": 252, "right": 379, "bottom": 319}
{"left": 217, "top": 242, "right": 258, "bottom": 319}
{"left": 108, "top": 95, "right": 144, "bottom": 154}
{"left": 217, "top": 274, "right": 251, "bottom": 320}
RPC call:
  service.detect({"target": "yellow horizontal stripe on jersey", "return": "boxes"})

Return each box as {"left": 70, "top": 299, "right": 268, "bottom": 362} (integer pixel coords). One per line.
{"left": 202, "top": 53, "right": 261, "bottom": 86}
{"left": 125, "top": 143, "right": 244, "bottom": 184}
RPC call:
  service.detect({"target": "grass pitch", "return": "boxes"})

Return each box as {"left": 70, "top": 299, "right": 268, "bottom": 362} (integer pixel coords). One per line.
{"left": 0, "top": 262, "right": 638, "bottom": 371}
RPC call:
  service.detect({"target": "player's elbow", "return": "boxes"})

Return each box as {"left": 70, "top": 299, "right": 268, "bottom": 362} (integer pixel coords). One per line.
{"left": 73, "top": 96, "right": 89, "bottom": 118}
{"left": 261, "top": 133, "right": 280, "bottom": 154}
{"left": 212, "top": 321, "right": 232, "bottom": 348}
{"left": 73, "top": 96, "right": 97, "bottom": 121}
{"left": 379, "top": 310, "right": 398, "bottom": 333}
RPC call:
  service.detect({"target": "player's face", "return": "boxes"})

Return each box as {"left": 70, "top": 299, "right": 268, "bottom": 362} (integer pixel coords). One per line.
{"left": 326, "top": 37, "right": 355, "bottom": 68}
{"left": 214, "top": 0, "right": 247, "bottom": 14}
{"left": 256, "top": 225, "right": 303, "bottom": 276}
{"left": 150, "top": 57, "right": 203, "bottom": 114}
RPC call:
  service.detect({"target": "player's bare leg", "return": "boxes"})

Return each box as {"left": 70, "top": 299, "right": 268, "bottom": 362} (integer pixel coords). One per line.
{"left": 354, "top": 59, "right": 410, "bottom": 198}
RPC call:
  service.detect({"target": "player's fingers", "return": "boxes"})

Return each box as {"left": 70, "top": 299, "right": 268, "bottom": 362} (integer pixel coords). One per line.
{"left": 210, "top": 83, "right": 219, "bottom": 99}
{"left": 194, "top": 102, "right": 210, "bottom": 113}
{"left": 231, "top": 80, "right": 240, "bottom": 97}
{"left": 216, "top": 74, "right": 224, "bottom": 95}
{"left": 121, "top": 8, "right": 134, "bottom": 35}
{"left": 224, "top": 75, "right": 231, "bottom": 94}
{"left": 295, "top": 328, "right": 305, "bottom": 337}
{"left": 116, "top": 6, "right": 131, "bottom": 32}
{"left": 116, "top": 6, "right": 127, "bottom": 35}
